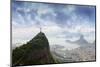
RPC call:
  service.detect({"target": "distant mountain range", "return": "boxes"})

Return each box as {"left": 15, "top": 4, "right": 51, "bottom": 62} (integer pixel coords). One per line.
{"left": 66, "top": 35, "right": 93, "bottom": 47}
{"left": 50, "top": 34, "right": 96, "bottom": 62}
{"left": 51, "top": 42, "right": 96, "bottom": 62}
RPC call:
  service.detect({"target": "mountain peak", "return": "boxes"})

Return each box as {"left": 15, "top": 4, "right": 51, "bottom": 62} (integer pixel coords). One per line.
{"left": 12, "top": 32, "right": 56, "bottom": 66}
{"left": 76, "top": 34, "right": 88, "bottom": 44}
{"left": 79, "top": 34, "right": 84, "bottom": 40}
{"left": 66, "top": 34, "right": 89, "bottom": 46}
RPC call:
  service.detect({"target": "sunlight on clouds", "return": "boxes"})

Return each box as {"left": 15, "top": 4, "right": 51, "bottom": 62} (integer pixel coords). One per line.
{"left": 12, "top": 1, "right": 96, "bottom": 49}
{"left": 37, "top": 6, "right": 55, "bottom": 16}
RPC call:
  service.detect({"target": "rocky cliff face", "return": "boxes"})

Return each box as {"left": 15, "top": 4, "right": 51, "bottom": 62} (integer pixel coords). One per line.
{"left": 12, "top": 32, "right": 56, "bottom": 66}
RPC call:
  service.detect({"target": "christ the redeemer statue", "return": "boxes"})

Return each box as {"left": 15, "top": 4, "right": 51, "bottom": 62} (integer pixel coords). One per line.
{"left": 40, "top": 27, "right": 42, "bottom": 32}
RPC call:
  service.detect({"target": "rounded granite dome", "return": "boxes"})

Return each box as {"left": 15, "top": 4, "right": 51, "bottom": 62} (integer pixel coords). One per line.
{"left": 12, "top": 32, "right": 56, "bottom": 66}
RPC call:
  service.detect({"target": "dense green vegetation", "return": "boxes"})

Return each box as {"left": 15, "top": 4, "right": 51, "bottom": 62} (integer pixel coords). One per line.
{"left": 12, "top": 32, "right": 58, "bottom": 66}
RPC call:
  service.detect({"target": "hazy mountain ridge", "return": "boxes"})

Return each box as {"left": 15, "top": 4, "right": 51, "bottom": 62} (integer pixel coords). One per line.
{"left": 66, "top": 35, "right": 92, "bottom": 46}
{"left": 50, "top": 35, "right": 95, "bottom": 62}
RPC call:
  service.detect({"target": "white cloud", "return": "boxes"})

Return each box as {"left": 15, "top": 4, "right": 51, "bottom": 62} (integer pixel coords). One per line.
{"left": 63, "top": 5, "right": 76, "bottom": 16}
{"left": 12, "top": 17, "right": 95, "bottom": 49}
{"left": 12, "top": 2, "right": 95, "bottom": 50}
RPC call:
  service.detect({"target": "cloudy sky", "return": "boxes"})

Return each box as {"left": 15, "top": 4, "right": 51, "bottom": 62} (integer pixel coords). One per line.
{"left": 12, "top": 1, "right": 96, "bottom": 49}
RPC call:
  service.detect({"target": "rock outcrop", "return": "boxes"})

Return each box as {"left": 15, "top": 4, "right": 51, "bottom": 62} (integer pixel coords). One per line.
{"left": 12, "top": 32, "right": 56, "bottom": 66}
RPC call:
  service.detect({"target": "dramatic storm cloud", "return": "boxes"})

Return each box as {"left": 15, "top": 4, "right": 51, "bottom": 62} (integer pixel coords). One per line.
{"left": 12, "top": 1, "right": 96, "bottom": 49}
